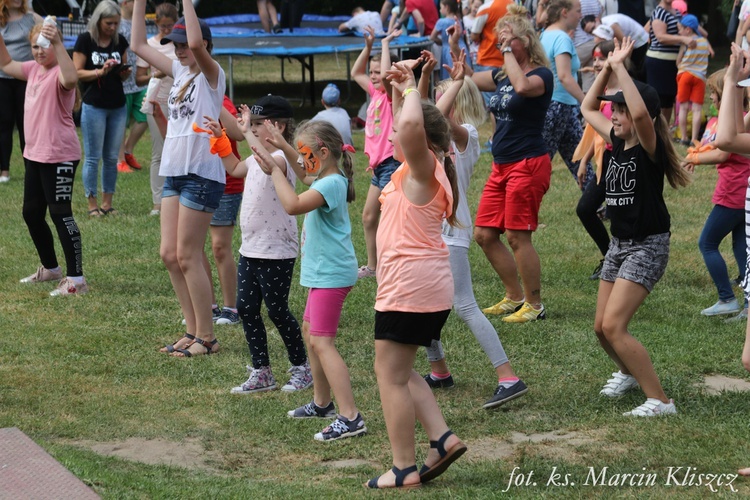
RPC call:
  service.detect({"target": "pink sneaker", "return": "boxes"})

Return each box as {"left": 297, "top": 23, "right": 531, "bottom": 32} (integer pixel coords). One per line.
{"left": 20, "top": 266, "right": 63, "bottom": 283}
{"left": 50, "top": 277, "right": 89, "bottom": 296}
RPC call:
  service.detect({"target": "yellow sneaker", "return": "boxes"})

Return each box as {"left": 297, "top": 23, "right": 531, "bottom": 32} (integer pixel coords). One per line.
{"left": 482, "top": 297, "right": 524, "bottom": 315}
{"left": 502, "top": 302, "right": 546, "bottom": 323}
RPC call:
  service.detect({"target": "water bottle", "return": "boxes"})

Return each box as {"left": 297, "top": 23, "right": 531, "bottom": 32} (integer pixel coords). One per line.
{"left": 36, "top": 16, "right": 57, "bottom": 48}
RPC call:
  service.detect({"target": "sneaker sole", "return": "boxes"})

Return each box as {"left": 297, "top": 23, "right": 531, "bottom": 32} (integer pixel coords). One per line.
{"left": 482, "top": 304, "right": 523, "bottom": 315}
{"left": 230, "top": 384, "right": 277, "bottom": 395}
{"left": 482, "top": 387, "right": 528, "bottom": 409}
{"left": 215, "top": 320, "right": 240, "bottom": 325}
{"left": 287, "top": 411, "right": 336, "bottom": 419}
{"left": 502, "top": 313, "right": 546, "bottom": 323}
{"left": 701, "top": 309, "right": 741, "bottom": 317}
{"left": 281, "top": 381, "right": 314, "bottom": 392}
{"left": 314, "top": 427, "right": 367, "bottom": 442}
{"left": 600, "top": 385, "right": 639, "bottom": 398}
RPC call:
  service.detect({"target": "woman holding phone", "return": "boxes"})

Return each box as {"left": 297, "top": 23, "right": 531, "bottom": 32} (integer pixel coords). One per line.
{"left": 73, "top": 0, "right": 129, "bottom": 217}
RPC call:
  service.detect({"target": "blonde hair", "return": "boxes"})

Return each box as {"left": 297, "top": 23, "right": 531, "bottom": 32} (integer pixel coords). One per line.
{"left": 435, "top": 77, "right": 486, "bottom": 128}
{"left": 88, "top": 0, "right": 121, "bottom": 46}
{"left": 496, "top": 4, "right": 549, "bottom": 69}
{"left": 295, "top": 120, "right": 356, "bottom": 202}
{"left": 707, "top": 68, "right": 748, "bottom": 110}
{"left": 0, "top": 0, "right": 28, "bottom": 27}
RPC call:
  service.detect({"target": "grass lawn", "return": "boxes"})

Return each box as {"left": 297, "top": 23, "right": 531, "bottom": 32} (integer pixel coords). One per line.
{"left": 0, "top": 52, "right": 749, "bottom": 498}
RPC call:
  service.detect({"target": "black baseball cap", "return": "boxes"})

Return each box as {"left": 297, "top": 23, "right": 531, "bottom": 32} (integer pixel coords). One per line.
{"left": 250, "top": 95, "right": 294, "bottom": 119}
{"left": 598, "top": 80, "right": 661, "bottom": 119}
{"left": 161, "top": 17, "right": 212, "bottom": 45}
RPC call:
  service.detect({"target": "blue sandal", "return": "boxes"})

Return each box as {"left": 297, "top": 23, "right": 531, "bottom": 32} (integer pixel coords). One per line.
{"left": 366, "top": 465, "right": 420, "bottom": 489}
{"left": 419, "top": 430, "right": 467, "bottom": 483}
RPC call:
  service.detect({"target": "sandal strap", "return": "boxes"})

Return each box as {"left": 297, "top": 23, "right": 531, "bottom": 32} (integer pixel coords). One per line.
{"left": 164, "top": 333, "right": 195, "bottom": 353}
{"left": 428, "top": 430, "right": 455, "bottom": 458}
{"left": 391, "top": 465, "right": 418, "bottom": 487}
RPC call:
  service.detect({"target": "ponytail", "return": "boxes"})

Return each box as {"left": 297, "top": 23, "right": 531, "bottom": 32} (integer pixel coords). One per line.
{"left": 342, "top": 150, "right": 356, "bottom": 203}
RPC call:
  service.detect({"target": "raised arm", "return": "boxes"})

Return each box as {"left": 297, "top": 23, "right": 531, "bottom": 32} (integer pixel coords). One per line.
{"left": 498, "top": 27, "right": 546, "bottom": 97}
{"left": 258, "top": 157, "right": 325, "bottom": 215}
{"left": 183, "top": 0, "right": 221, "bottom": 88}
{"left": 436, "top": 51, "right": 470, "bottom": 151}
{"left": 203, "top": 115, "right": 246, "bottom": 177}
{"left": 46, "top": 24, "right": 78, "bottom": 89}
{"left": 262, "top": 120, "right": 315, "bottom": 185}
{"left": 380, "top": 29, "right": 402, "bottom": 98}
{"left": 352, "top": 27, "right": 376, "bottom": 91}
{"left": 715, "top": 44, "right": 750, "bottom": 154}
{"left": 581, "top": 59, "right": 614, "bottom": 141}
{"left": 131, "top": 0, "right": 173, "bottom": 76}
{"left": 612, "top": 38, "right": 656, "bottom": 155}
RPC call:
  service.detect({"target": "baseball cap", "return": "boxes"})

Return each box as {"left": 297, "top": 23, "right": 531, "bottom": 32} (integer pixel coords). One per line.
{"left": 592, "top": 24, "right": 614, "bottom": 41}
{"left": 679, "top": 14, "right": 699, "bottom": 32}
{"left": 249, "top": 94, "right": 294, "bottom": 119}
{"left": 161, "top": 17, "right": 212, "bottom": 45}
{"left": 598, "top": 80, "right": 661, "bottom": 119}
{"left": 321, "top": 84, "right": 341, "bottom": 106}
{"left": 672, "top": 0, "right": 688, "bottom": 16}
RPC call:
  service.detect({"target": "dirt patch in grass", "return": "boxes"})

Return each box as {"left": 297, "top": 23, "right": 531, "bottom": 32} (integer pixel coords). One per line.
{"left": 700, "top": 374, "right": 750, "bottom": 395}
{"left": 322, "top": 458, "right": 379, "bottom": 469}
{"left": 467, "top": 430, "right": 602, "bottom": 463}
{"left": 71, "top": 437, "right": 222, "bottom": 472}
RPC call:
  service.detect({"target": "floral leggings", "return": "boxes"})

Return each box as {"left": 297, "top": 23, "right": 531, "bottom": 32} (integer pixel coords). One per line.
{"left": 541, "top": 100, "right": 594, "bottom": 189}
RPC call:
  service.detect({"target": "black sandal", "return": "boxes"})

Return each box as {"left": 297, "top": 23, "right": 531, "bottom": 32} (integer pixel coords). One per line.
{"left": 419, "top": 430, "right": 467, "bottom": 483}
{"left": 160, "top": 333, "right": 195, "bottom": 353}
{"left": 172, "top": 337, "right": 219, "bottom": 357}
{"left": 366, "top": 465, "right": 420, "bottom": 489}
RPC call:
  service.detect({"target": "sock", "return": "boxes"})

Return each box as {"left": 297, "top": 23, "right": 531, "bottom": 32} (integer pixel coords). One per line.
{"left": 224, "top": 307, "right": 238, "bottom": 313}
{"left": 498, "top": 376, "right": 519, "bottom": 389}
{"left": 430, "top": 371, "right": 451, "bottom": 380}
{"left": 48, "top": 266, "right": 62, "bottom": 273}
{"left": 67, "top": 275, "right": 85, "bottom": 285}
{"left": 212, "top": 303, "right": 218, "bottom": 309}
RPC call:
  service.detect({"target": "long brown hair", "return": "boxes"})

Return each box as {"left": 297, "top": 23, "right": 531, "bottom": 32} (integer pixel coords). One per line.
{"left": 654, "top": 114, "right": 691, "bottom": 188}
{"left": 0, "top": 0, "right": 28, "bottom": 27}
{"left": 296, "top": 120, "right": 356, "bottom": 202}
{"left": 421, "top": 101, "right": 460, "bottom": 226}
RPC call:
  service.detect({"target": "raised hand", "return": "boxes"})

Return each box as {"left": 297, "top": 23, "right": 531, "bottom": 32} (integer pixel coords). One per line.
{"left": 444, "top": 48, "right": 466, "bottom": 81}
{"left": 252, "top": 145, "right": 275, "bottom": 175}
{"left": 608, "top": 36, "right": 634, "bottom": 67}
{"left": 384, "top": 28, "right": 402, "bottom": 43}
{"left": 202, "top": 115, "right": 223, "bottom": 138}
{"left": 385, "top": 61, "right": 417, "bottom": 94}
{"left": 40, "top": 23, "right": 61, "bottom": 46}
{"left": 262, "top": 119, "right": 287, "bottom": 149}
{"left": 364, "top": 26, "right": 376, "bottom": 49}
{"left": 236, "top": 104, "right": 251, "bottom": 134}
{"left": 420, "top": 49, "right": 437, "bottom": 75}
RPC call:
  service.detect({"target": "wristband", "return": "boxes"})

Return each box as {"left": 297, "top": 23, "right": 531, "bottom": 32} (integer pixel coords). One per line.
{"left": 209, "top": 130, "right": 234, "bottom": 158}
{"left": 502, "top": 46, "right": 512, "bottom": 54}
{"left": 402, "top": 87, "right": 421, "bottom": 98}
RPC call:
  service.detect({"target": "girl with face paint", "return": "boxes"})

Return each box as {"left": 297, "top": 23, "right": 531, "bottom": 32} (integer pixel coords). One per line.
{"left": 203, "top": 95, "right": 313, "bottom": 395}
{"left": 253, "top": 119, "right": 364, "bottom": 443}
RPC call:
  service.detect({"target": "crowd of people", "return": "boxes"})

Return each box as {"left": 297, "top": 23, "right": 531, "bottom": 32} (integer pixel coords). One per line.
{"left": 3, "top": 0, "right": 750, "bottom": 488}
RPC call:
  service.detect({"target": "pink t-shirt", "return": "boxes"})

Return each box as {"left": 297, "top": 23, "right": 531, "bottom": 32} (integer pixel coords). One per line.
{"left": 375, "top": 156, "right": 454, "bottom": 313}
{"left": 364, "top": 81, "right": 394, "bottom": 170}
{"left": 21, "top": 61, "right": 81, "bottom": 164}
{"left": 702, "top": 117, "right": 750, "bottom": 209}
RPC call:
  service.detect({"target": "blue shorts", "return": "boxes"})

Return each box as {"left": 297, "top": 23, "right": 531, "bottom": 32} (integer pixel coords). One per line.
{"left": 211, "top": 192, "right": 242, "bottom": 226}
{"left": 370, "top": 157, "right": 400, "bottom": 189}
{"left": 162, "top": 174, "right": 224, "bottom": 213}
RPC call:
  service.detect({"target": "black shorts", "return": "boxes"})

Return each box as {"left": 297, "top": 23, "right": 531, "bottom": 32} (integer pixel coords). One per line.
{"left": 374, "top": 310, "right": 451, "bottom": 347}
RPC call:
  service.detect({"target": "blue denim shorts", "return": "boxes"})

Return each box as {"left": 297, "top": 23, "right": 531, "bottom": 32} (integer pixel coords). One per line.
{"left": 370, "top": 157, "right": 400, "bottom": 189}
{"left": 211, "top": 192, "right": 242, "bottom": 226}
{"left": 162, "top": 174, "right": 224, "bottom": 213}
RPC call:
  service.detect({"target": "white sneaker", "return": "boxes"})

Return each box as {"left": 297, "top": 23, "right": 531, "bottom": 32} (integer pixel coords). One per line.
{"left": 20, "top": 266, "right": 63, "bottom": 283}
{"left": 0, "top": 175, "right": 9, "bottom": 183}
{"left": 623, "top": 398, "right": 677, "bottom": 417}
{"left": 600, "top": 371, "right": 639, "bottom": 397}
{"left": 49, "top": 277, "right": 88, "bottom": 296}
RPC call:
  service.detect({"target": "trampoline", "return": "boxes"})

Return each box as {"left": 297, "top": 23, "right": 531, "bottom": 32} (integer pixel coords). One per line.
{"left": 63, "top": 14, "right": 431, "bottom": 105}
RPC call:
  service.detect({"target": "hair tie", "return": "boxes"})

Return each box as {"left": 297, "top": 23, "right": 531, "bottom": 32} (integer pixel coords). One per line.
{"left": 342, "top": 144, "right": 356, "bottom": 153}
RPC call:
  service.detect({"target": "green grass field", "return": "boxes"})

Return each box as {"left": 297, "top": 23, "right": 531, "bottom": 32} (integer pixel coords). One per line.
{"left": 0, "top": 52, "right": 749, "bottom": 498}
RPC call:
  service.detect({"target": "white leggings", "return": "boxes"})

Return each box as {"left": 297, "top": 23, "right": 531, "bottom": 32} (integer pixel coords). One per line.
{"left": 425, "top": 245, "right": 510, "bottom": 369}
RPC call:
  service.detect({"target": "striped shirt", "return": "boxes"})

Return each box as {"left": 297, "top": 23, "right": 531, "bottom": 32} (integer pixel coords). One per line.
{"left": 648, "top": 6, "right": 680, "bottom": 54}
{"left": 678, "top": 36, "right": 709, "bottom": 81}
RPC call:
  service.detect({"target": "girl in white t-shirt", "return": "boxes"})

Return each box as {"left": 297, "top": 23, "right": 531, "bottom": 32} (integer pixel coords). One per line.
{"left": 132, "top": 0, "right": 226, "bottom": 357}
{"left": 203, "top": 96, "right": 312, "bottom": 395}
{"left": 422, "top": 50, "right": 527, "bottom": 410}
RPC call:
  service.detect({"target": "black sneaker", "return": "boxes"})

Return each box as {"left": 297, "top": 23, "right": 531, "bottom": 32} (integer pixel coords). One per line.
{"left": 483, "top": 380, "right": 528, "bottom": 409}
{"left": 287, "top": 400, "right": 336, "bottom": 419}
{"left": 424, "top": 373, "right": 455, "bottom": 389}
{"left": 589, "top": 259, "right": 604, "bottom": 280}
{"left": 314, "top": 413, "right": 367, "bottom": 441}
{"left": 212, "top": 306, "right": 222, "bottom": 321}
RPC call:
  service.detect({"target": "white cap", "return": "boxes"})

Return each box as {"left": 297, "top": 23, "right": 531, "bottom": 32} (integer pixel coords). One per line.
{"left": 593, "top": 25, "right": 614, "bottom": 41}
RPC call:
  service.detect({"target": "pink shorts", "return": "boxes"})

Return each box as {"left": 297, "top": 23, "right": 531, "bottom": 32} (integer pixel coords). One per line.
{"left": 303, "top": 287, "right": 353, "bottom": 337}
{"left": 475, "top": 155, "right": 551, "bottom": 232}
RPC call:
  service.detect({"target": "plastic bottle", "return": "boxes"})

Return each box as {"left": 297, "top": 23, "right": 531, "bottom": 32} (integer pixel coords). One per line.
{"left": 36, "top": 16, "right": 57, "bottom": 49}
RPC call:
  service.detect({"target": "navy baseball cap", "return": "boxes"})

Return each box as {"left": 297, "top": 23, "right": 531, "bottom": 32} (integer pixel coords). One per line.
{"left": 599, "top": 80, "right": 661, "bottom": 119}
{"left": 161, "top": 17, "right": 212, "bottom": 44}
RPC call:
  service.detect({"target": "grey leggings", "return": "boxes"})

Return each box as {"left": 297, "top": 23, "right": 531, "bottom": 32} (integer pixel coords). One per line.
{"left": 425, "top": 245, "right": 509, "bottom": 368}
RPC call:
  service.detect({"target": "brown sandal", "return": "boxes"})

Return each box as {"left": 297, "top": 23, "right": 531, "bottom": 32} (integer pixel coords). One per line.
{"left": 171, "top": 337, "right": 219, "bottom": 357}
{"left": 160, "top": 333, "right": 195, "bottom": 353}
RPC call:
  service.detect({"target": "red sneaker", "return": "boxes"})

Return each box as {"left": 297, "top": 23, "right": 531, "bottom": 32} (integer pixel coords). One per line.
{"left": 117, "top": 161, "right": 134, "bottom": 173}
{"left": 124, "top": 152, "right": 142, "bottom": 170}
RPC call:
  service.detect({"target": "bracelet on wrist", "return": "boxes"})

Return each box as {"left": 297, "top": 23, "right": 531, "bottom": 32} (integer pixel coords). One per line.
{"left": 402, "top": 87, "right": 421, "bottom": 98}
{"left": 502, "top": 46, "right": 512, "bottom": 54}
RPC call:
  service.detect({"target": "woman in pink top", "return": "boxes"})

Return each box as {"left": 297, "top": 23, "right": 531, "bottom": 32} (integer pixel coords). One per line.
{"left": 367, "top": 61, "right": 465, "bottom": 489}
{"left": 0, "top": 22, "right": 88, "bottom": 296}
{"left": 683, "top": 68, "right": 750, "bottom": 318}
